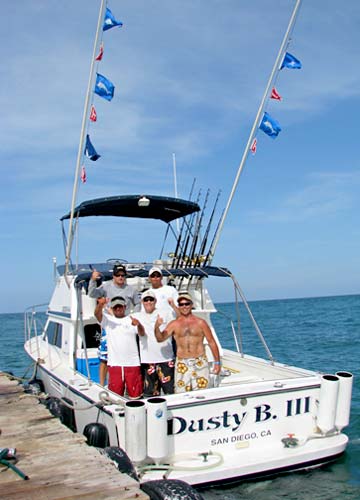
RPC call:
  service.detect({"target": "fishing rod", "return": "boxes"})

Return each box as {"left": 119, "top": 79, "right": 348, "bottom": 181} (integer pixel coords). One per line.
{"left": 176, "top": 188, "right": 202, "bottom": 268}
{"left": 171, "top": 178, "right": 196, "bottom": 267}
{"left": 202, "top": 207, "right": 225, "bottom": 268}
{"left": 179, "top": 188, "right": 210, "bottom": 290}
{"left": 194, "top": 189, "right": 221, "bottom": 268}
{"left": 188, "top": 188, "right": 210, "bottom": 266}
{"left": 189, "top": 189, "right": 210, "bottom": 265}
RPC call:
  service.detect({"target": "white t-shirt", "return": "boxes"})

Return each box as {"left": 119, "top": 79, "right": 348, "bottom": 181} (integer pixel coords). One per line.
{"left": 151, "top": 285, "right": 178, "bottom": 318}
{"left": 101, "top": 311, "right": 140, "bottom": 367}
{"left": 133, "top": 308, "right": 174, "bottom": 364}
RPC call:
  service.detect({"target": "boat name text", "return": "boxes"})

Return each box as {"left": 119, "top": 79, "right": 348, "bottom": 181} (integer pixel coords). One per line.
{"left": 172, "top": 397, "right": 311, "bottom": 435}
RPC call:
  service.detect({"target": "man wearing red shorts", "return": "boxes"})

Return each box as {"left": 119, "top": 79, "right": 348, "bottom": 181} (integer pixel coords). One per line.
{"left": 95, "top": 296, "right": 145, "bottom": 398}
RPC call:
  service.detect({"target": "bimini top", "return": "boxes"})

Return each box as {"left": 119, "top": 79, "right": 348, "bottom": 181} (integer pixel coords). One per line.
{"left": 60, "top": 195, "right": 200, "bottom": 223}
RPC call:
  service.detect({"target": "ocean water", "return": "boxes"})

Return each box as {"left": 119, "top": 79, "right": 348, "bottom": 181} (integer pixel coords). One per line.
{"left": 1, "top": 294, "right": 359, "bottom": 499}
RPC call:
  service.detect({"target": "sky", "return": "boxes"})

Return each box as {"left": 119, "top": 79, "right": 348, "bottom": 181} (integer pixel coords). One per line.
{"left": 1, "top": 0, "right": 359, "bottom": 313}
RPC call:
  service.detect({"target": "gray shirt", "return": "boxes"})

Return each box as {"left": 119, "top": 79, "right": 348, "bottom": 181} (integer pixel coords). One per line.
{"left": 88, "top": 279, "right": 140, "bottom": 312}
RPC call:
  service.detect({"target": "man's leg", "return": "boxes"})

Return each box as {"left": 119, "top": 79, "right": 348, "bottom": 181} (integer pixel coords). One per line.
{"left": 191, "top": 355, "right": 210, "bottom": 391}
{"left": 99, "top": 360, "right": 108, "bottom": 386}
{"left": 174, "top": 358, "right": 191, "bottom": 393}
{"left": 108, "top": 366, "right": 125, "bottom": 395}
{"left": 142, "top": 363, "right": 159, "bottom": 397}
{"left": 158, "top": 360, "right": 175, "bottom": 395}
{"left": 124, "top": 366, "right": 143, "bottom": 399}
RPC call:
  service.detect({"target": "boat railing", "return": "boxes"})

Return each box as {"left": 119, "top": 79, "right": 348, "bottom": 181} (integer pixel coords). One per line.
{"left": 24, "top": 303, "right": 48, "bottom": 358}
{"left": 220, "top": 270, "right": 275, "bottom": 365}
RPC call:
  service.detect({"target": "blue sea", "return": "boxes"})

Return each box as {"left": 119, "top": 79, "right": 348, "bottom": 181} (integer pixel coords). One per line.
{"left": 1, "top": 294, "right": 359, "bottom": 499}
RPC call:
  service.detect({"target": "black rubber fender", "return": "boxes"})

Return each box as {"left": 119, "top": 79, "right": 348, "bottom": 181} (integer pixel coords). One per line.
{"left": 45, "top": 396, "right": 63, "bottom": 418}
{"left": 83, "top": 422, "right": 110, "bottom": 448}
{"left": 59, "top": 397, "right": 77, "bottom": 432}
{"left": 100, "top": 446, "right": 138, "bottom": 481}
{"left": 140, "top": 479, "right": 205, "bottom": 500}
{"left": 23, "top": 378, "right": 45, "bottom": 395}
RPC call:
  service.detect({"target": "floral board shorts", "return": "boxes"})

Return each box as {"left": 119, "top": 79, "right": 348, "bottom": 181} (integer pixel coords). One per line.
{"left": 142, "top": 360, "right": 175, "bottom": 397}
{"left": 175, "top": 355, "right": 209, "bottom": 393}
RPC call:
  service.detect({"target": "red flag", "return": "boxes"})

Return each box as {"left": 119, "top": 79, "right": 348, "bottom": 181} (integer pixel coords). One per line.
{"left": 81, "top": 166, "right": 87, "bottom": 183}
{"left": 90, "top": 105, "right": 97, "bottom": 122}
{"left": 250, "top": 138, "right": 257, "bottom": 155}
{"left": 95, "top": 42, "right": 104, "bottom": 61}
{"left": 270, "top": 87, "right": 282, "bottom": 101}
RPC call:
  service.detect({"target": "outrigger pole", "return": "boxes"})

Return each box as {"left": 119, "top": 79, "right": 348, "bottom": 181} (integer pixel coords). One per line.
{"left": 64, "top": 0, "right": 107, "bottom": 281}
{"left": 208, "top": 0, "right": 302, "bottom": 263}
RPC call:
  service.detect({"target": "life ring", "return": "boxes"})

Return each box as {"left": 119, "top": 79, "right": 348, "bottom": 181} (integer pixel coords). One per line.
{"left": 140, "top": 479, "right": 205, "bottom": 500}
{"left": 100, "top": 446, "right": 138, "bottom": 481}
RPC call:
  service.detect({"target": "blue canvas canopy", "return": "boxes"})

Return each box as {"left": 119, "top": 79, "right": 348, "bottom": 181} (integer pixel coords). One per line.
{"left": 61, "top": 194, "right": 200, "bottom": 223}
{"left": 65, "top": 264, "right": 232, "bottom": 287}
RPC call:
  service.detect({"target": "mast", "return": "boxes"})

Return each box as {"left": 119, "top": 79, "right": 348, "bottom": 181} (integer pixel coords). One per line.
{"left": 209, "top": 0, "right": 302, "bottom": 262}
{"left": 64, "top": 0, "right": 107, "bottom": 280}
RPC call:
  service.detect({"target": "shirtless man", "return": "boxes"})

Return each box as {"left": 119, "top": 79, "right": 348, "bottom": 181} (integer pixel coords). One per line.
{"left": 154, "top": 292, "right": 221, "bottom": 393}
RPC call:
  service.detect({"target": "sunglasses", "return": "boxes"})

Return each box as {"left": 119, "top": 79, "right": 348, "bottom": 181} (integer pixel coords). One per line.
{"left": 178, "top": 301, "right": 192, "bottom": 307}
{"left": 114, "top": 273, "right": 126, "bottom": 278}
{"left": 150, "top": 273, "right": 161, "bottom": 278}
{"left": 143, "top": 297, "right": 155, "bottom": 302}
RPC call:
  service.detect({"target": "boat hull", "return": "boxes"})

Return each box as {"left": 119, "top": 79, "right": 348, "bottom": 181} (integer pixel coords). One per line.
{"left": 26, "top": 350, "right": 349, "bottom": 487}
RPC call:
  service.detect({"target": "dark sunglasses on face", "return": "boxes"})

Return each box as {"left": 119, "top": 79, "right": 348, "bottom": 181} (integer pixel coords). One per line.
{"left": 178, "top": 301, "right": 192, "bottom": 307}
{"left": 150, "top": 273, "right": 161, "bottom": 278}
{"left": 114, "top": 273, "right": 125, "bottom": 278}
{"left": 143, "top": 297, "right": 155, "bottom": 302}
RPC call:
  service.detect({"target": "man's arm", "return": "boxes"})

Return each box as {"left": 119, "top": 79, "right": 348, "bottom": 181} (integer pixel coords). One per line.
{"left": 130, "top": 316, "right": 145, "bottom": 336}
{"left": 202, "top": 320, "right": 221, "bottom": 374}
{"left": 132, "top": 287, "right": 141, "bottom": 308}
{"left": 168, "top": 298, "right": 180, "bottom": 317}
{"left": 155, "top": 316, "right": 174, "bottom": 342}
{"left": 88, "top": 270, "right": 104, "bottom": 298}
{"left": 94, "top": 297, "right": 107, "bottom": 323}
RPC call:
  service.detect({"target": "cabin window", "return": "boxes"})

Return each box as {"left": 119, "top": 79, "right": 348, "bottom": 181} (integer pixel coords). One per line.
{"left": 81, "top": 323, "right": 101, "bottom": 349}
{"left": 46, "top": 321, "right": 63, "bottom": 348}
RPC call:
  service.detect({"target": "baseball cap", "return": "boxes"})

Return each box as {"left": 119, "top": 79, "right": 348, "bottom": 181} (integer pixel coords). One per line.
{"left": 149, "top": 266, "right": 163, "bottom": 277}
{"left": 113, "top": 263, "right": 126, "bottom": 276}
{"left": 177, "top": 292, "right": 193, "bottom": 304}
{"left": 141, "top": 289, "right": 156, "bottom": 300}
{"left": 111, "top": 296, "right": 126, "bottom": 307}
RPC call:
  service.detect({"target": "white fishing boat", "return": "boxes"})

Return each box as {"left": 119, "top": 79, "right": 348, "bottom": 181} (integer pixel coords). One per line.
{"left": 24, "top": 0, "right": 353, "bottom": 493}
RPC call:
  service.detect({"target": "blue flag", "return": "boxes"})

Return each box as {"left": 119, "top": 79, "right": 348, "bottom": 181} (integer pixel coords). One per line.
{"left": 259, "top": 112, "right": 282, "bottom": 138}
{"left": 84, "top": 134, "right": 101, "bottom": 161}
{"left": 94, "top": 73, "right": 115, "bottom": 101}
{"left": 281, "top": 52, "right": 302, "bottom": 69}
{"left": 103, "top": 7, "right": 123, "bottom": 31}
